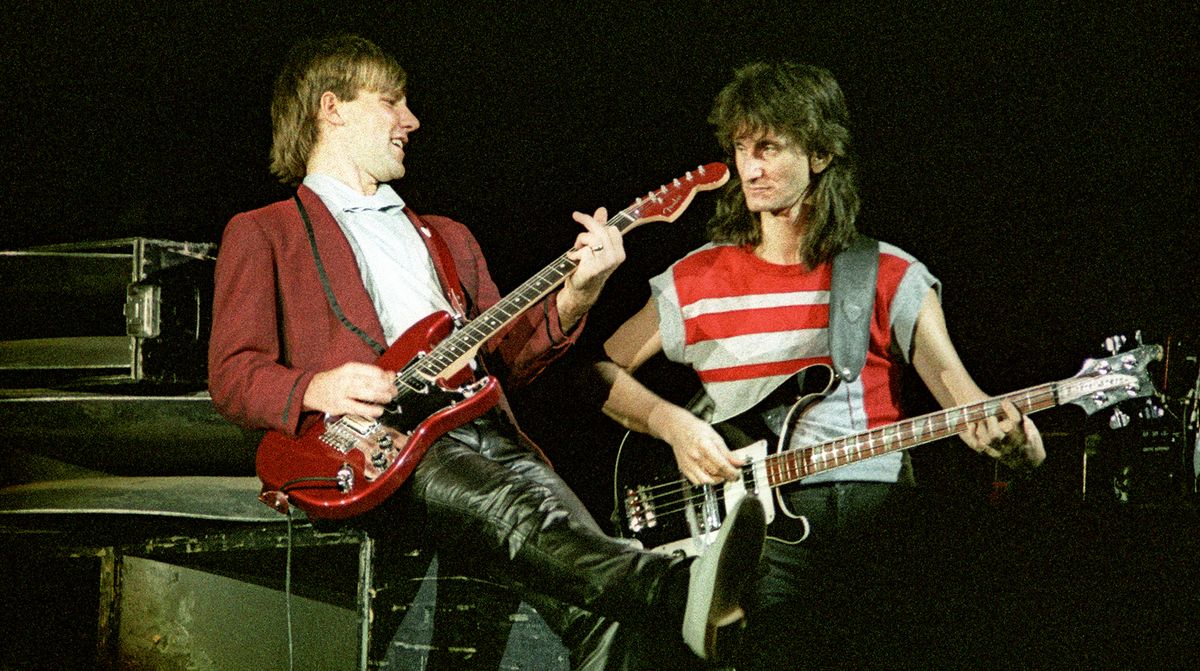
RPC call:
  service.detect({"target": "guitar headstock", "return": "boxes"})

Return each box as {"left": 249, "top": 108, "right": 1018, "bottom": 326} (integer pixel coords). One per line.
{"left": 1060, "top": 342, "right": 1163, "bottom": 416}
{"left": 615, "top": 163, "right": 730, "bottom": 234}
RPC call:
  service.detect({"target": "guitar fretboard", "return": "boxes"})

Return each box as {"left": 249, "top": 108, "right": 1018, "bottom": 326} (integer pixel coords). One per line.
{"left": 763, "top": 383, "right": 1062, "bottom": 486}
{"left": 395, "top": 206, "right": 644, "bottom": 392}
{"left": 380, "top": 163, "right": 728, "bottom": 395}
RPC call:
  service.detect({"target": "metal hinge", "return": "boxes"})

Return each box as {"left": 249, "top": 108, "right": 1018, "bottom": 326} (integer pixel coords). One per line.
{"left": 124, "top": 283, "right": 160, "bottom": 338}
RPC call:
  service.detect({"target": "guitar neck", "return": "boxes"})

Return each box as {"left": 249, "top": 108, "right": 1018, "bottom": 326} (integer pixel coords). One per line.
{"left": 401, "top": 207, "right": 642, "bottom": 385}
{"left": 388, "top": 162, "right": 731, "bottom": 390}
{"left": 765, "top": 382, "right": 1062, "bottom": 486}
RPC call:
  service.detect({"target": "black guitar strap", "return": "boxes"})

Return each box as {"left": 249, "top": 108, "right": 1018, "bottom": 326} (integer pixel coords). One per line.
{"left": 829, "top": 234, "right": 879, "bottom": 382}
{"left": 294, "top": 193, "right": 387, "bottom": 356}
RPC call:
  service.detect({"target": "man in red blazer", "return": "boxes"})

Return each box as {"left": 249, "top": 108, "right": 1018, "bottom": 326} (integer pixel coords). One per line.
{"left": 208, "top": 34, "right": 765, "bottom": 668}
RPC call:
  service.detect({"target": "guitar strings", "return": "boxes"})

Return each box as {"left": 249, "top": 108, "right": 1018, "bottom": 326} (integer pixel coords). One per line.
{"left": 323, "top": 173, "right": 720, "bottom": 454}
{"left": 388, "top": 201, "right": 644, "bottom": 396}
{"left": 388, "top": 166, "right": 726, "bottom": 391}
{"left": 381, "top": 167, "right": 727, "bottom": 404}
{"left": 627, "top": 385, "right": 1060, "bottom": 524}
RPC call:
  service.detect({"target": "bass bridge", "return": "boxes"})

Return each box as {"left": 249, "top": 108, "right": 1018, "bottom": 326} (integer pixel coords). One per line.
{"left": 623, "top": 439, "right": 776, "bottom": 556}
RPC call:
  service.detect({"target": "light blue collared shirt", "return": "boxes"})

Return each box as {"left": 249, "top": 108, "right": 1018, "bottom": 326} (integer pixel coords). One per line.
{"left": 303, "top": 174, "right": 453, "bottom": 345}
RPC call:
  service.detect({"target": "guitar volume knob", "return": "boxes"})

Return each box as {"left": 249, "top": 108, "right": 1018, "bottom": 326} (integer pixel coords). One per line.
{"left": 335, "top": 464, "right": 355, "bottom": 493}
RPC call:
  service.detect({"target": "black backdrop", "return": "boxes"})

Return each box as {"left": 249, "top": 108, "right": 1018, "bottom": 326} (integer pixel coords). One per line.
{"left": 4, "top": 0, "right": 1196, "bottom": 491}
{"left": 2, "top": 1, "right": 1198, "bottom": 664}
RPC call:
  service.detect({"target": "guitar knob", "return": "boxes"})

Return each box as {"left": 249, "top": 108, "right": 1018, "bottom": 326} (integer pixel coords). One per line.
{"left": 1109, "top": 408, "right": 1130, "bottom": 430}
{"left": 335, "top": 464, "right": 355, "bottom": 493}
{"left": 1104, "top": 335, "right": 1127, "bottom": 355}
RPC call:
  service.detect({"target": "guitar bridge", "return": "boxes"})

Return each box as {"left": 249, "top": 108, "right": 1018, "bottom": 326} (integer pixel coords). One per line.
{"left": 322, "top": 414, "right": 380, "bottom": 453}
{"left": 320, "top": 415, "right": 407, "bottom": 481}
{"left": 625, "top": 485, "right": 657, "bottom": 532}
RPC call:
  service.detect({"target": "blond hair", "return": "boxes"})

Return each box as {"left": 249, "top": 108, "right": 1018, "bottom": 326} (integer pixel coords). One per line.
{"left": 269, "top": 35, "right": 407, "bottom": 185}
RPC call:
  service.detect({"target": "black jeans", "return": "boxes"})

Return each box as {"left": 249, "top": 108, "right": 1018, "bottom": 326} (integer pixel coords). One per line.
{"left": 397, "top": 410, "right": 697, "bottom": 670}
{"left": 736, "top": 481, "right": 923, "bottom": 671}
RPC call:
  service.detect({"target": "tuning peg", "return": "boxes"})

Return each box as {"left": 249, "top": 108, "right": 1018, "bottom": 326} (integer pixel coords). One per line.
{"left": 1104, "top": 335, "right": 1127, "bottom": 355}
{"left": 1109, "top": 408, "right": 1130, "bottom": 430}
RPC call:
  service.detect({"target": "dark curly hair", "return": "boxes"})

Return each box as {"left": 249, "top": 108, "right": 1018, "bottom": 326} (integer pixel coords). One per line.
{"left": 707, "top": 62, "right": 860, "bottom": 267}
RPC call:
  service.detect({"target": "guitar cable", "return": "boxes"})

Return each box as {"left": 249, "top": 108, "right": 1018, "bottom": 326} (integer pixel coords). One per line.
{"left": 279, "top": 475, "right": 342, "bottom": 490}
{"left": 267, "top": 480, "right": 337, "bottom": 671}
{"left": 285, "top": 503, "right": 296, "bottom": 671}
{"left": 273, "top": 478, "right": 342, "bottom": 670}
{"left": 610, "top": 430, "right": 633, "bottom": 536}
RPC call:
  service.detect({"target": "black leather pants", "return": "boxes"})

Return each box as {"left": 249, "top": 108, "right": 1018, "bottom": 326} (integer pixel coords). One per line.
{"left": 402, "top": 411, "right": 696, "bottom": 670}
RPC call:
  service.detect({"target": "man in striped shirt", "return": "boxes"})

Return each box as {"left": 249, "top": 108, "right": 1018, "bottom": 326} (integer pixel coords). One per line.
{"left": 595, "top": 62, "right": 1045, "bottom": 669}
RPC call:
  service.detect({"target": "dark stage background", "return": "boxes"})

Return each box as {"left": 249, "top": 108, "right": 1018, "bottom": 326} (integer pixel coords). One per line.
{"left": 5, "top": 0, "right": 1195, "bottom": 492}
{"left": 5, "top": 3, "right": 1196, "bottom": 338}
{"left": 2, "top": 1, "right": 1197, "bottom": 665}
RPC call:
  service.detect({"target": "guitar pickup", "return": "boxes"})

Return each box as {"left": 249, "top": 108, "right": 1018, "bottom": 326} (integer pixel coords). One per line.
{"left": 339, "top": 414, "right": 378, "bottom": 436}
{"left": 321, "top": 414, "right": 381, "bottom": 453}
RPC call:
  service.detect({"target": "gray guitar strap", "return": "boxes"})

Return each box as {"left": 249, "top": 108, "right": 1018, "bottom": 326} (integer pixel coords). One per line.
{"left": 690, "top": 234, "right": 880, "bottom": 424}
{"left": 829, "top": 235, "right": 879, "bottom": 382}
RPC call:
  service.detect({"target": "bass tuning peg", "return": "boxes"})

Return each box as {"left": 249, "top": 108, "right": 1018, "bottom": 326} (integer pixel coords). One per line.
{"left": 1103, "top": 335, "right": 1128, "bottom": 355}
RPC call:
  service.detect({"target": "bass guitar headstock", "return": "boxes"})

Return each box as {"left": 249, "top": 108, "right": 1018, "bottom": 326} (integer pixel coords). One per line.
{"left": 1061, "top": 337, "right": 1163, "bottom": 419}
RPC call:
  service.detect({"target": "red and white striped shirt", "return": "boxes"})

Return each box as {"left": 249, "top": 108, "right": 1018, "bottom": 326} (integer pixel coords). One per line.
{"left": 651, "top": 241, "right": 938, "bottom": 482}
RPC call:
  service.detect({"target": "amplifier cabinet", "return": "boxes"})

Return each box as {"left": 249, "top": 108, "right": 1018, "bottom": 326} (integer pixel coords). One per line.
{"left": 0, "top": 238, "right": 217, "bottom": 388}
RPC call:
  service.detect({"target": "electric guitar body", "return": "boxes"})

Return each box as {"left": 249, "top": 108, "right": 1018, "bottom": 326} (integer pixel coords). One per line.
{"left": 256, "top": 163, "right": 731, "bottom": 519}
{"left": 256, "top": 311, "right": 500, "bottom": 519}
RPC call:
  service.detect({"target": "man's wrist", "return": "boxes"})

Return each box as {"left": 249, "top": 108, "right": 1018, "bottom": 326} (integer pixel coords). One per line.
{"left": 556, "top": 282, "right": 597, "bottom": 332}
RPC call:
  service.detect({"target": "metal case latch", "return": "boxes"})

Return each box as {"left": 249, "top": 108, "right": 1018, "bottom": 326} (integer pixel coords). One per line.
{"left": 125, "top": 283, "right": 161, "bottom": 338}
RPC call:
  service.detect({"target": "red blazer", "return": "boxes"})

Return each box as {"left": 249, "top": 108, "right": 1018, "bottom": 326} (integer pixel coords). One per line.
{"left": 208, "top": 185, "right": 580, "bottom": 438}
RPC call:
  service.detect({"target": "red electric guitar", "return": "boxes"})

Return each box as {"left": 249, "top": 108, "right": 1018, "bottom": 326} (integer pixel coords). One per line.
{"left": 256, "top": 163, "right": 730, "bottom": 519}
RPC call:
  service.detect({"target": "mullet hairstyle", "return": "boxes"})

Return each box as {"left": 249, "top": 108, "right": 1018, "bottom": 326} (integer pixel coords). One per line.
{"left": 269, "top": 35, "right": 407, "bottom": 185}
{"left": 707, "top": 62, "right": 860, "bottom": 268}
